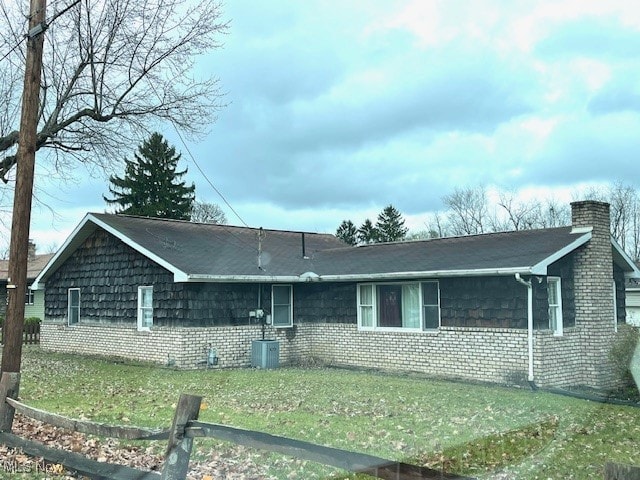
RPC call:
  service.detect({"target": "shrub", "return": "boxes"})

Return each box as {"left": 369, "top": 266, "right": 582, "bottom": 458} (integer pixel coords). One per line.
{"left": 23, "top": 317, "right": 42, "bottom": 326}
{"left": 610, "top": 324, "right": 640, "bottom": 387}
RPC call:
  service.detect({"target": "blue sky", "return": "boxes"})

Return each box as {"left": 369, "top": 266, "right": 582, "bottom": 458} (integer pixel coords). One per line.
{"left": 16, "top": 0, "right": 640, "bottom": 252}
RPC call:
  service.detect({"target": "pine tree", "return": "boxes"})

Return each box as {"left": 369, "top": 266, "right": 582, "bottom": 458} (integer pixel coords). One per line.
{"left": 104, "top": 133, "right": 195, "bottom": 220}
{"left": 357, "top": 219, "right": 378, "bottom": 244}
{"left": 375, "top": 204, "right": 408, "bottom": 242}
{"left": 336, "top": 220, "right": 357, "bottom": 245}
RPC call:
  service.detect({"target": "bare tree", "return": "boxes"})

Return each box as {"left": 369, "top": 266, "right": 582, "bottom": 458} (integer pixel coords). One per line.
{"left": 424, "top": 211, "right": 448, "bottom": 238}
{"left": 0, "top": 0, "right": 228, "bottom": 182}
{"left": 190, "top": 201, "right": 227, "bottom": 224}
{"left": 497, "top": 191, "right": 541, "bottom": 231}
{"left": 442, "top": 185, "right": 488, "bottom": 235}
{"left": 607, "top": 182, "right": 638, "bottom": 254}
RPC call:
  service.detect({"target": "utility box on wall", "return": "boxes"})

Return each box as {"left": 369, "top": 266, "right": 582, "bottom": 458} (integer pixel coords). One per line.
{"left": 251, "top": 339, "right": 280, "bottom": 369}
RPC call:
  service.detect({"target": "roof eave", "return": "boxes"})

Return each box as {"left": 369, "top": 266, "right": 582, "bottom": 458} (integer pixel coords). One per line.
{"left": 611, "top": 236, "right": 640, "bottom": 278}
{"left": 186, "top": 274, "right": 313, "bottom": 283}
{"left": 32, "top": 213, "right": 97, "bottom": 290}
{"left": 530, "top": 231, "right": 592, "bottom": 276}
{"left": 32, "top": 213, "right": 190, "bottom": 288}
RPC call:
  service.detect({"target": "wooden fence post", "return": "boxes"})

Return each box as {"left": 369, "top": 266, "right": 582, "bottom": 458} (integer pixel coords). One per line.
{"left": 161, "top": 394, "right": 202, "bottom": 480}
{"left": 0, "top": 372, "right": 21, "bottom": 432}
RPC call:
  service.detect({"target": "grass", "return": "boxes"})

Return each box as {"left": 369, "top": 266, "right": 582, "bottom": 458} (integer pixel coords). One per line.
{"left": 3, "top": 346, "right": 640, "bottom": 479}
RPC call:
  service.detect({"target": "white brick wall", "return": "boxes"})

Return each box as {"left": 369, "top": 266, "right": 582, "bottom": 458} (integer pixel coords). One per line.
{"left": 41, "top": 322, "right": 532, "bottom": 385}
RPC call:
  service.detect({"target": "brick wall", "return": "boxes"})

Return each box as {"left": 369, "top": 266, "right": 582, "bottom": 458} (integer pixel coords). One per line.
{"left": 41, "top": 321, "right": 321, "bottom": 369}
{"left": 41, "top": 322, "right": 530, "bottom": 384}
{"left": 306, "top": 324, "right": 529, "bottom": 384}
{"left": 533, "top": 328, "right": 584, "bottom": 386}
{"left": 571, "top": 201, "right": 618, "bottom": 389}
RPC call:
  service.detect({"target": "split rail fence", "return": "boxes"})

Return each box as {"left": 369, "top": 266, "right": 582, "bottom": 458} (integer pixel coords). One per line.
{"left": 0, "top": 372, "right": 472, "bottom": 480}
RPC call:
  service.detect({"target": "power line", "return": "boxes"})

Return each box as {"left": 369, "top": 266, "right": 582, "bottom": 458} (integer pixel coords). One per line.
{"left": 145, "top": 79, "right": 250, "bottom": 229}
{"left": 170, "top": 126, "right": 250, "bottom": 228}
{"left": 0, "top": 36, "right": 25, "bottom": 64}
{"left": 0, "top": 0, "right": 79, "bottom": 64}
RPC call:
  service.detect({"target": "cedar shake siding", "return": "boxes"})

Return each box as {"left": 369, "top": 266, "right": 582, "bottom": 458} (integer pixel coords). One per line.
{"left": 294, "top": 283, "right": 357, "bottom": 325}
{"left": 440, "top": 276, "right": 528, "bottom": 329}
{"left": 44, "top": 230, "right": 261, "bottom": 327}
{"left": 45, "top": 230, "right": 182, "bottom": 326}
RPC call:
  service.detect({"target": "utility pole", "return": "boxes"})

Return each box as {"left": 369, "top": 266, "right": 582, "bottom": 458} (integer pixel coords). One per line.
{"left": 1, "top": 0, "right": 47, "bottom": 375}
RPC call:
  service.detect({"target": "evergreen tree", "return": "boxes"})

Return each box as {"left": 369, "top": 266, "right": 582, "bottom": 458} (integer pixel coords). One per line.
{"left": 336, "top": 220, "right": 358, "bottom": 245}
{"left": 375, "top": 204, "right": 408, "bottom": 242}
{"left": 357, "top": 219, "right": 378, "bottom": 244}
{"left": 104, "top": 133, "right": 195, "bottom": 220}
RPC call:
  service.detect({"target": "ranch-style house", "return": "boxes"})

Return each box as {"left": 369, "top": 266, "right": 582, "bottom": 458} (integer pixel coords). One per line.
{"left": 32, "top": 200, "right": 640, "bottom": 389}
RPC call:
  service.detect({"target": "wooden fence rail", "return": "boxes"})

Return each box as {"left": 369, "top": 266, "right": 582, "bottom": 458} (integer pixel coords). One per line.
{"left": 0, "top": 321, "right": 40, "bottom": 345}
{"left": 0, "top": 372, "right": 474, "bottom": 480}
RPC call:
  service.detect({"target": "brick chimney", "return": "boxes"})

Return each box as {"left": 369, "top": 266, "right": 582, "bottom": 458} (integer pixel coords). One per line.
{"left": 28, "top": 239, "right": 36, "bottom": 262}
{"left": 570, "top": 201, "right": 616, "bottom": 389}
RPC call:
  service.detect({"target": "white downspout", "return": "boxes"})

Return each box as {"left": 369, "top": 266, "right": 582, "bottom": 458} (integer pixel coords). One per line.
{"left": 515, "top": 273, "right": 535, "bottom": 385}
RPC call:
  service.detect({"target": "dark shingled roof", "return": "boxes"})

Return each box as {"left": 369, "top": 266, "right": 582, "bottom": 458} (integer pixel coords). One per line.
{"left": 33, "top": 212, "right": 638, "bottom": 285}
{"left": 92, "top": 213, "right": 346, "bottom": 277}
{"left": 311, "top": 227, "right": 584, "bottom": 277}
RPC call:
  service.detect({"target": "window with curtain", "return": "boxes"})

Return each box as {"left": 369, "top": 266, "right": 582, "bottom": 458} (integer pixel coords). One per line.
{"left": 357, "top": 281, "right": 440, "bottom": 331}
{"left": 358, "top": 284, "right": 374, "bottom": 328}
{"left": 548, "top": 277, "right": 562, "bottom": 336}
{"left": 138, "top": 286, "right": 153, "bottom": 331}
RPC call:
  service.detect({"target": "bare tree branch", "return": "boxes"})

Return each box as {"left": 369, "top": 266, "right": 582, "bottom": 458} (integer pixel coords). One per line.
{"left": 0, "top": 0, "right": 228, "bottom": 181}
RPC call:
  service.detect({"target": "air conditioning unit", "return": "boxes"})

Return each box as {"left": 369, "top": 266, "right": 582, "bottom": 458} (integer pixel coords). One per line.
{"left": 251, "top": 339, "right": 280, "bottom": 369}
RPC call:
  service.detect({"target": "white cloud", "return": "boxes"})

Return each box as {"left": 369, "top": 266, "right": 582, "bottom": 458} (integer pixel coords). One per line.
{"left": 9, "top": 0, "right": 640, "bottom": 249}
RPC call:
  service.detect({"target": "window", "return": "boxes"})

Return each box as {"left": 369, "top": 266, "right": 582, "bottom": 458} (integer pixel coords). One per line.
{"left": 25, "top": 288, "right": 34, "bottom": 305}
{"left": 272, "top": 285, "right": 293, "bottom": 328}
{"left": 548, "top": 277, "right": 563, "bottom": 336}
{"left": 137, "top": 286, "right": 153, "bottom": 331}
{"left": 422, "top": 281, "right": 440, "bottom": 329}
{"left": 272, "top": 285, "right": 293, "bottom": 327}
{"left": 358, "top": 281, "right": 440, "bottom": 331}
{"left": 68, "top": 288, "right": 80, "bottom": 325}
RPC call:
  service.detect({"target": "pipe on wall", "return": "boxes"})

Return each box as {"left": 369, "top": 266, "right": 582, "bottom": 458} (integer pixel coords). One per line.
{"left": 515, "top": 273, "right": 535, "bottom": 386}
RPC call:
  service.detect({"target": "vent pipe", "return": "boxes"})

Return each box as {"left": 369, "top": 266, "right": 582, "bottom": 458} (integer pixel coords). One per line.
{"left": 302, "top": 233, "right": 308, "bottom": 259}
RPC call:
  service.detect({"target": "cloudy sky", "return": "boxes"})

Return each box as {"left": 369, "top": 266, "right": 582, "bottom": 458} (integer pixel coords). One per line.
{"left": 18, "top": 0, "right": 640, "bottom": 252}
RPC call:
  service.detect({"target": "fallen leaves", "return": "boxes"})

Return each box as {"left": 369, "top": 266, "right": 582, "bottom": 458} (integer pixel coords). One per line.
{"left": 4, "top": 414, "right": 275, "bottom": 479}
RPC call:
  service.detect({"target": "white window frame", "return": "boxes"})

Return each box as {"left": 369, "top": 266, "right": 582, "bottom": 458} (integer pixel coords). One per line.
{"left": 137, "top": 286, "right": 153, "bottom": 331}
{"left": 422, "top": 281, "right": 441, "bottom": 330}
{"left": 68, "top": 288, "right": 80, "bottom": 326}
{"left": 271, "top": 285, "right": 293, "bottom": 328}
{"left": 357, "top": 281, "right": 441, "bottom": 332}
{"left": 357, "top": 284, "right": 376, "bottom": 330}
{"left": 548, "top": 277, "right": 563, "bottom": 336}
{"left": 25, "top": 287, "right": 34, "bottom": 306}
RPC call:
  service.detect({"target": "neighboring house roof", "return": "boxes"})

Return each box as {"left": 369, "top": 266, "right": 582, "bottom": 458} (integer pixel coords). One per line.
{"left": 33, "top": 213, "right": 640, "bottom": 287}
{"left": 0, "top": 253, "right": 55, "bottom": 283}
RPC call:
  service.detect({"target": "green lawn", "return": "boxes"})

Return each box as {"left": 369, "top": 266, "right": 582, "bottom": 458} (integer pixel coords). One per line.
{"left": 2, "top": 346, "right": 640, "bottom": 479}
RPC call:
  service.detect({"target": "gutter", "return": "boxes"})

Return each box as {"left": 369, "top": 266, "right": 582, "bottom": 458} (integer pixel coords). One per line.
{"left": 186, "top": 267, "right": 532, "bottom": 284}
{"left": 515, "top": 273, "right": 536, "bottom": 387}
